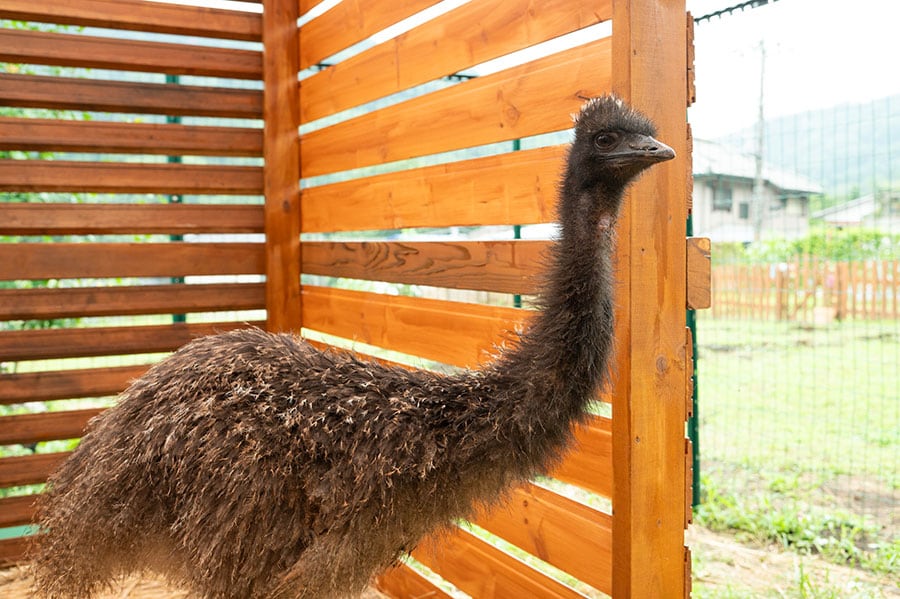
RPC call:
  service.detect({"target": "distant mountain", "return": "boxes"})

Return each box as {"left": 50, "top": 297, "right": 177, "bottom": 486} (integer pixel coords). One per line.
{"left": 717, "top": 94, "right": 900, "bottom": 199}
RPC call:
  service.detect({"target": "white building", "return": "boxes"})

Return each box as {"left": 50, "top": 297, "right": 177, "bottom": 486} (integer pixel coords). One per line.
{"left": 692, "top": 139, "right": 822, "bottom": 242}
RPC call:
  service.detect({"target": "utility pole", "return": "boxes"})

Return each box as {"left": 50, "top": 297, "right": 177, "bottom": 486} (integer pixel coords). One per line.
{"left": 751, "top": 41, "right": 767, "bottom": 242}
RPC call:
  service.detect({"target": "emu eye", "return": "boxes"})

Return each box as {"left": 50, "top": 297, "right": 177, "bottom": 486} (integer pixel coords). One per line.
{"left": 594, "top": 132, "right": 619, "bottom": 149}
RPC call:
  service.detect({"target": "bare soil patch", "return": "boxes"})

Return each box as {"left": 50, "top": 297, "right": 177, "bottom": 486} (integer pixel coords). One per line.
{"left": 688, "top": 526, "right": 899, "bottom": 598}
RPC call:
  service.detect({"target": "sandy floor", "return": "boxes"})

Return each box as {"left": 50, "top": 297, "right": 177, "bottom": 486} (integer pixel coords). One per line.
{"left": 0, "top": 565, "right": 389, "bottom": 599}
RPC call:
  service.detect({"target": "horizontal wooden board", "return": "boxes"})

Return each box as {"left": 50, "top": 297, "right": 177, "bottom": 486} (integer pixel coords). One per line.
{"left": 302, "top": 285, "right": 527, "bottom": 368}
{"left": 0, "top": 451, "right": 70, "bottom": 488}
{"left": 414, "top": 526, "right": 585, "bottom": 599}
{"left": 0, "top": 29, "right": 262, "bottom": 80}
{"left": 0, "top": 242, "right": 264, "bottom": 281}
{"left": 302, "top": 145, "right": 566, "bottom": 232}
{"left": 302, "top": 0, "right": 610, "bottom": 121}
{"left": 0, "top": 365, "right": 149, "bottom": 406}
{"left": 0, "top": 0, "right": 262, "bottom": 42}
{"left": 0, "top": 118, "right": 263, "bottom": 157}
{"left": 375, "top": 563, "right": 454, "bottom": 599}
{"left": 551, "top": 416, "right": 612, "bottom": 498}
{"left": 0, "top": 321, "right": 262, "bottom": 362}
{"left": 299, "top": 0, "right": 442, "bottom": 69}
{"left": 0, "top": 283, "right": 265, "bottom": 321}
{"left": 0, "top": 409, "right": 103, "bottom": 446}
{"left": 0, "top": 160, "right": 263, "bottom": 195}
{"left": 302, "top": 240, "right": 547, "bottom": 294}
{"left": 0, "top": 536, "right": 31, "bottom": 567}
{"left": 300, "top": 37, "right": 611, "bottom": 176}
{"left": 0, "top": 203, "right": 264, "bottom": 235}
{"left": 0, "top": 73, "right": 263, "bottom": 118}
{"left": 476, "top": 482, "right": 612, "bottom": 594}
{"left": 0, "top": 495, "right": 38, "bottom": 529}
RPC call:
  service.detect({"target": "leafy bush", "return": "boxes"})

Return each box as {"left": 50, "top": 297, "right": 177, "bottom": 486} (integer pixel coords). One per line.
{"left": 713, "top": 228, "right": 900, "bottom": 265}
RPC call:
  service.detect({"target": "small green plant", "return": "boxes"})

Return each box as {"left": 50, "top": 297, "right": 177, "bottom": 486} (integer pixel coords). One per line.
{"left": 695, "top": 474, "right": 895, "bottom": 576}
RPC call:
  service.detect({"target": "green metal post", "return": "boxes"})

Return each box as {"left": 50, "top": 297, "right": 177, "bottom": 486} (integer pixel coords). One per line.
{"left": 512, "top": 138, "right": 522, "bottom": 309}
{"left": 687, "top": 213, "right": 700, "bottom": 506}
{"left": 166, "top": 74, "right": 186, "bottom": 324}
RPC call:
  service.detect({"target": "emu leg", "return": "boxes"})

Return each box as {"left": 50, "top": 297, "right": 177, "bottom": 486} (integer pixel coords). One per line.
{"left": 267, "top": 527, "right": 403, "bottom": 599}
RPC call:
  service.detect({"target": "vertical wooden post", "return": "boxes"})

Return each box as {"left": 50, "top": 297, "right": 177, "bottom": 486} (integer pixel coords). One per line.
{"left": 611, "top": 0, "right": 689, "bottom": 596}
{"left": 263, "top": 0, "right": 301, "bottom": 332}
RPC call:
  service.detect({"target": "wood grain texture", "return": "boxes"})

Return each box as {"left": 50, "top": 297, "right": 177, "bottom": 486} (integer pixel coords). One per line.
{"left": 0, "top": 321, "right": 262, "bottom": 362}
{"left": 375, "top": 563, "right": 454, "bottom": 599}
{"left": 551, "top": 416, "right": 613, "bottom": 499}
{"left": 0, "top": 161, "right": 263, "bottom": 195}
{"left": 414, "top": 527, "right": 584, "bottom": 599}
{"left": 687, "top": 237, "right": 711, "bottom": 309}
{"left": 301, "top": 0, "right": 611, "bottom": 122}
{"left": 0, "top": 365, "right": 149, "bottom": 406}
{"left": 0, "top": 29, "right": 262, "bottom": 79}
{"left": 0, "top": 243, "right": 264, "bottom": 281}
{"left": 0, "top": 536, "right": 31, "bottom": 567}
{"left": 263, "top": 0, "right": 302, "bottom": 333}
{"left": 0, "top": 452, "right": 71, "bottom": 488}
{"left": 0, "top": 118, "right": 263, "bottom": 157}
{"left": 299, "top": 0, "right": 442, "bottom": 70}
{"left": 0, "top": 73, "right": 263, "bottom": 118}
{"left": 301, "top": 285, "right": 526, "bottom": 369}
{"left": 302, "top": 145, "right": 566, "bottom": 232}
{"left": 475, "top": 481, "right": 612, "bottom": 595}
{"left": 611, "top": 0, "right": 690, "bottom": 596}
{"left": 0, "top": 203, "right": 264, "bottom": 235}
{"left": 302, "top": 240, "right": 547, "bottom": 294}
{"left": 0, "top": 495, "right": 38, "bottom": 529}
{"left": 300, "top": 38, "right": 611, "bottom": 176}
{"left": 0, "top": 0, "right": 262, "bottom": 41}
{"left": 0, "top": 409, "right": 103, "bottom": 446}
{"left": 0, "top": 283, "right": 265, "bottom": 321}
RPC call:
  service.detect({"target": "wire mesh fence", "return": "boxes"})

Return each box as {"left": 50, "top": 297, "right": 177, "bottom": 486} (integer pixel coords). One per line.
{"left": 689, "top": 0, "right": 899, "bottom": 582}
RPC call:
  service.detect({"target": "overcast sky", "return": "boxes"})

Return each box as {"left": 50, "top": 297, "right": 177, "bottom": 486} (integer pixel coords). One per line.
{"left": 686, "top": 0, "right": 900, "bottom": 137}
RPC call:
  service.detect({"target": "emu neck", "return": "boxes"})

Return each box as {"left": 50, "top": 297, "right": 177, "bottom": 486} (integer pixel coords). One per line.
{"left": 486, "top": 180, "right": 623, "bottom": 460}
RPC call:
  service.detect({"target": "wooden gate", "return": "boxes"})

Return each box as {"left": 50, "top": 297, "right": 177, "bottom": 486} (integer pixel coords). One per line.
{"left": 0, "top": 0, "right": 700, "bottom": 596}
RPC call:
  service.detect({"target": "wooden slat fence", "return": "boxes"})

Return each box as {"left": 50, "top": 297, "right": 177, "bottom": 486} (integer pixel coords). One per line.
{"left": 0, "top": 0, "right": 697, "bottom": 597}
{"left": 0, "top": 0, "right": 267, "bottom": 567}
{"left": 712, "top": 256, "right": 899, "bottom": 322}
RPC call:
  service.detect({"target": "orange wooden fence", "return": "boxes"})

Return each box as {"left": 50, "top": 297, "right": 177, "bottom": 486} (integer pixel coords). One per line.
{"left": 0, "top": 1, "right": 700, "bottom": 596}
{"left": 712, "top": 256, "right": 899, "bottom": 322}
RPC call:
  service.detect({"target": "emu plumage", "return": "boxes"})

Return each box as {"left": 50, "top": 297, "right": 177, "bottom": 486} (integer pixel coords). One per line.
{"left": 33, "top": 96, "right": 674, "bottom": 599}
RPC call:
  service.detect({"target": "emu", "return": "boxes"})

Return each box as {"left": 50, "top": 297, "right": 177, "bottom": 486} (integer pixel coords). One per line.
{"left": 33, "top": 96, "right": 674, "bottom": 599}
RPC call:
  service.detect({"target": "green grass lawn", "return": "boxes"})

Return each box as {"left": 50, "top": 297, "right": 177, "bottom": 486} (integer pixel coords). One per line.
{"left": 695, "top": 315, "right": 899, "bottom": 591}
{"left": 697, "top": 316, "right": 899, "bottom": 487}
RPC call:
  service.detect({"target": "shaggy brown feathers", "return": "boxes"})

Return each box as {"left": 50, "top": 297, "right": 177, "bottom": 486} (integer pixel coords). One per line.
{"left": 32, "top": 96, "right": 674, "bottom": 599}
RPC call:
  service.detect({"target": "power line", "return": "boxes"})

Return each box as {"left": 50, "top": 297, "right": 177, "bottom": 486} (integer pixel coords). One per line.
{"left": 694, "top": 0, "right": 781, "bottom": 23}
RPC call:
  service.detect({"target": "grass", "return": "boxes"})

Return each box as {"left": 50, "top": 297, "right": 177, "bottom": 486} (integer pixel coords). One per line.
{"left": 698, "top": 316, "right": 899, "bottom": 485}
{"left": 695, "top": 315, "right": 899, "bottom": 594}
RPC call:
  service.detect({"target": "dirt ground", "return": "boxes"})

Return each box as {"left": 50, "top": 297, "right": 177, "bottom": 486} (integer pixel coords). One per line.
{"left": 688, "top": 526, "right": 899, "bottom": 598}
{"left": 4, "top": 529, "right": 896, "bottom": 598}
{"left": 0, "top": 566, "right": 389, "bottom": 599}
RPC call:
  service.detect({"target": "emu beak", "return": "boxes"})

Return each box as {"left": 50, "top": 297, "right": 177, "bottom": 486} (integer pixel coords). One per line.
{"left": 614, "top": 133, "right": 676, "bottom": 165}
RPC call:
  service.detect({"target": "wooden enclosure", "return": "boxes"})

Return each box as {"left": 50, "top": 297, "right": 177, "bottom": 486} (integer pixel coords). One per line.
{"left": 0, "top": 0, "right": 702, "bottom": 596}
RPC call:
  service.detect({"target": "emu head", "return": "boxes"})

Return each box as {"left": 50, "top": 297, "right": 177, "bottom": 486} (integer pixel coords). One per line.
{"left": 565, "top": 95, "right": 675, "bottom": 222}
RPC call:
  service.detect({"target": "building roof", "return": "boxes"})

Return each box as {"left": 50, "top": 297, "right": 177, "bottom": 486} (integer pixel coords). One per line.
{"left": 812, "top": 193, "right": 876, "bottom": 225}
{"left": 693, "top": 138, "right": 823, "bottom": 194}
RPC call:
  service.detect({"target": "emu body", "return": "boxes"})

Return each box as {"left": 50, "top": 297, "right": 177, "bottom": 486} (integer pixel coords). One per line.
{"left": 33, "top": 97, "right": 674, "bottom": 599}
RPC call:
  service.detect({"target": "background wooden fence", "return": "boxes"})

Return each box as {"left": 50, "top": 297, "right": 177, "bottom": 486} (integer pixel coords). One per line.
{"left": 0, "top": 0, "right": 697, "bottom": 597}
{"left": 712, "top": 256, "right": 899, "bottom": 322}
